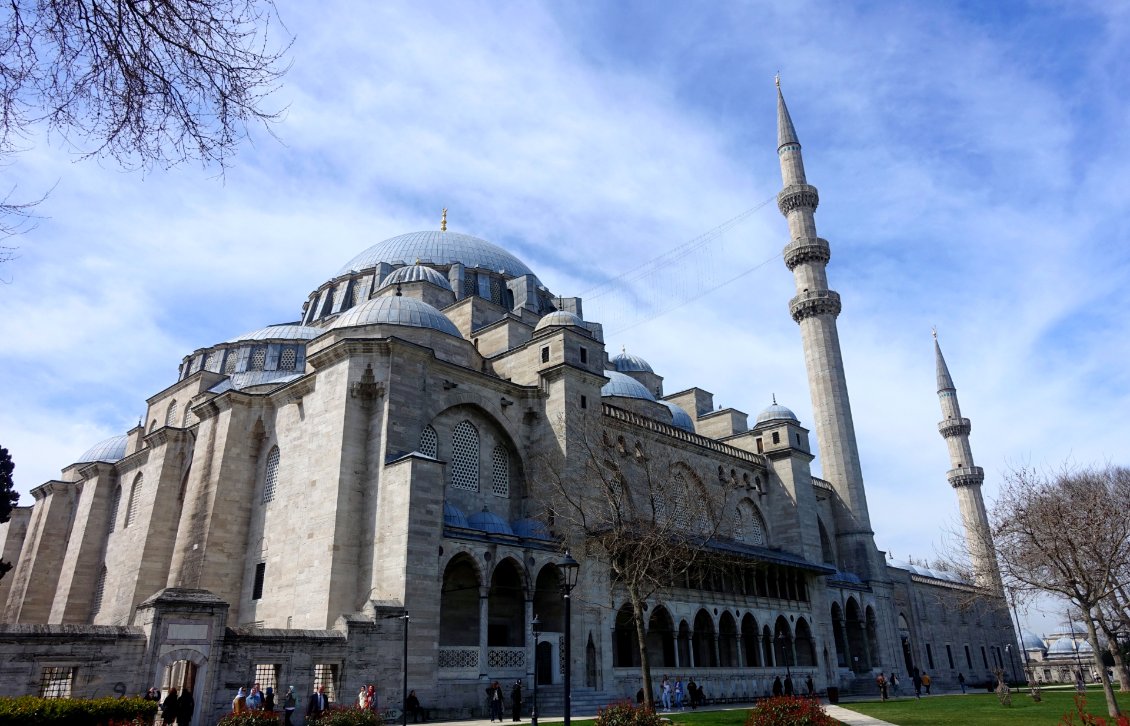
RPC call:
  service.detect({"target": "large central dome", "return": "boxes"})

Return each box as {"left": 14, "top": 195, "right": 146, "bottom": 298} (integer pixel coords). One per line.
{"left": 337, "top": 230, "right": 535, "bottom": 279}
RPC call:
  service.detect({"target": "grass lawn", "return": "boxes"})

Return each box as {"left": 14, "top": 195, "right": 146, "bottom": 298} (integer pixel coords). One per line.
{"left": 842, "top": 687, "right": 1130, "bottom": 725}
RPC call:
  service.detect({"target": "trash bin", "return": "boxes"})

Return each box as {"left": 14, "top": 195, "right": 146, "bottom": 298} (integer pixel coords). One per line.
{"left": 827, "top": 687, "right": 839, "bottom": 704}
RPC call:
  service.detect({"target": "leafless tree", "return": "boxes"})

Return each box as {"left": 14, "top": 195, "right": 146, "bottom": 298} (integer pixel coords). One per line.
{"left": 990, "top": 465, "right": 1130, "bottom": 717}
{"left": 0, "top": 0, "right": 290, "bottom": 235}
{"left": 538, "top": 410, "right": 736, "bottom": 709}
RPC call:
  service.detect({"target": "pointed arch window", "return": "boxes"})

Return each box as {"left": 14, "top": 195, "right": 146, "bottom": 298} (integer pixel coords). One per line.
{"left": 263, "top": 446, "right": 280, "bottom": 503}
{"left": 491, "top": 445, "right": 510, "bottom": 497}
{"left": 107, "top": 485, "right": 122, "bottom": 533}
{"left": 90, "top": 567, "right": 107, "bottom": 619}
{"left": 165, "top": 400, "right": 178, "bottom": 427}
{"left": 734, "top": 500, "right": 766, "bottom": 546}
{"left": 125, "top": 474, "right": 143, "bottom": 528}
{"left": 451, "top": 421, "right": 479, "bottom": 491}
{"left": 419, "top": 425, "right": 438, "bottom": 458}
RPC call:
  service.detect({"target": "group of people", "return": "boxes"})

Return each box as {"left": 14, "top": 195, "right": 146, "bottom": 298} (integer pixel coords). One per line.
{"left": 770, "top": 674, "right": 815, "bottom": 697}
{"left": 232, "top": 682, "right": 299, "bottom": 724}
{"left": 655, "top": 675, "right": 707, "bottom": 710}
{"left": 485, "top": 680, "right": 523, "bottom": 722}
{"left": 877, "top": 670, "right": 947, "bottom": 700}
{"left": 144, "top": 686, "right": 194, "bottom": 725}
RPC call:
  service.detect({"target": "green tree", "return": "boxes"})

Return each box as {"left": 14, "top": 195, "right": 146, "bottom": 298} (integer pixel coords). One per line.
{"left": 0, "top": 445, "right": 19, "bottom": 580}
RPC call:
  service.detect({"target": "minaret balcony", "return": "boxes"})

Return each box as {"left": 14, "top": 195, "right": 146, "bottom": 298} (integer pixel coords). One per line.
{"left": 789, "top": 289, "right": 841, "bottom": 323}
{"left": 777, "top": 183, "right": 820, "bottom": 215}
{"left": 783, "top": 237, "right": 831, "bottom": 271}
{"left": 946, "top": 466, "right": 985, "bottom": 488}
{"left": 938, "top": 418, "right": 972, "bottom": 438}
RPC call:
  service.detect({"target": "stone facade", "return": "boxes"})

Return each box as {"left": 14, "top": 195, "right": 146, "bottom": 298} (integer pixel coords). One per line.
{"left": 0, "top": 87, "right": 1017, "bottom": 723}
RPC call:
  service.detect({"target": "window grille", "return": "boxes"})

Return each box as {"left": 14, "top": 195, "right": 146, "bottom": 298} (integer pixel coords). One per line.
{"left": 747, "top": 510, "right": 765, "bottom": 546}
{"left": 252, "top": 563, "right": 266, "bottom": 600}
{"left": 263, "top": 447, "right": 280, "bottom": 503}
{"left": 224, "top": 351, "right": 238, "bottom": 373}
{"left": 489, "top": 277, "right": 502, "bottom": 305}
{"left": 90, "top": 567, "right": 107, "bottom": 618}
{"left": 107, "top": 486, "right": 121, "bottom": 533}
{"left": 491, "top": 445, "right": 509, "bottom": 497}
{"left": 732, "top": 509, "right": 745, "bottom": 542}
{"left": 250, "top": 346, "right": 267, "bottom": 371}
{"left": 419, "top": 426, "right": 437, "bottom": 458}
{"left": 165, "top": 400, "right": 178, "bottom": 427}
{"left": 279, "top": 347, "right": 297, "bottom": 371}
{"left": 313, "top": 664, "right": 338, "bottom": 703}
{"left": 255, "top": 663, "right": 279, "bottom": 692}
{"left": 451, "top": 421, "right": 479, "bottom": 491}
{"left": 39, "top": 667, "right": 74, "bottom": 699}
{"left": 125, "top": 474, "right": 143, "bottom": 528}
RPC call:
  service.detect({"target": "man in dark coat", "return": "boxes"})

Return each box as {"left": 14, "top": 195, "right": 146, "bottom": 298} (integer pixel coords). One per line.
{"left": 161, "top": 688, "right": 179, "bottom": 725}
{"left": 510, "top": 680, "right": 523, "bottom": 722}
{"left": 176, "top": 688, "right": 195, "bottom": 725}
{"left": 772, "top": 676, "right": 783, "bottom": 697}
{"left": 308, "top": 685, "right": 329, "bottom": 718}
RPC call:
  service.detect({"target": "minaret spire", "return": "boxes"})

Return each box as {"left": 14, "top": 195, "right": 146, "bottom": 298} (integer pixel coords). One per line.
{"left": 774, "top": 79, "right": 882, "bottom": 580}
{"left": 934, "top": 332, "right": 1002, "bottom": 592}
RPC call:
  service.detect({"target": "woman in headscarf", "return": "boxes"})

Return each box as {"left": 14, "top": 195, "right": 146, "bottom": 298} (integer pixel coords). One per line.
{"left": 232, "top": 687, "right": 248, "bottom": 714}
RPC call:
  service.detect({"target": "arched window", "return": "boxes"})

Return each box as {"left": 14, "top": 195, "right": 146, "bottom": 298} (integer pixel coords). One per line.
{"left": 125, "top": 474, "right": 143, "bottom": 528}
{"left": 419, "top": 425, "right": 438, "bottom": 458}
{"left": 90, "top": 566, "right": 107, "bottom": 619}
{"left": 263, "top": 446, "right": 280, "bottom": 503}
{"left": 107, "top": 485, "right": 122, "bottom": 533}
{"left": 279, "top": 347, "right": 298, "bottom": 371}
{"left": 491, "top": 445, "right": 509, "bottom": 497}
{"left": 165, "top": 400, "right": 178, "bottom": 427}
{"left": 734, "top": 499, "right": 767, "bottom": 546}
{"left": 249, "top": 346, "right": 267, "bottom": 371}
{"left": 451, "top": 421, "right": 479, "bottom": 491}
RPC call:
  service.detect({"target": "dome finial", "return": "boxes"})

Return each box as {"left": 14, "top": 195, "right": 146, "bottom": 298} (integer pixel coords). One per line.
{"left": 621, "top": 344, "right": 626, "bottom": 354}
{"left": 775, "top": 71, "right": 780, "bottom": 89}
{"left": 932, "top": 325, "right": 937, "bottom": 340}
{"left": 772, "top": 393, "right": 777, "bottom": 405}
{"left": 395, "top": 282, "right": 403, "bottom": 297}
{"left": 440, "top": 208, "right": 447, "bottom": 232}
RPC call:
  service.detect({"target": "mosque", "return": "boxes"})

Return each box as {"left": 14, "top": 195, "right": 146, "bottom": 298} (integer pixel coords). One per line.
{"left": 0, "top": 85, "right": 1017, "bottom": 723}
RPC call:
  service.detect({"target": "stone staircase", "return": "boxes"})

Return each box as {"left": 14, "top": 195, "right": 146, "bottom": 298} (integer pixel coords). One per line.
{"left": 528, "top": 686, "right": 614, "bottom": 717}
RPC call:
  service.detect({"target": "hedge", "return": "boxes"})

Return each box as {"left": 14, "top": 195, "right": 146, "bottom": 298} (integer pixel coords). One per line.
{"left": 0, "top": 696, "right": 158, "bottom": 726}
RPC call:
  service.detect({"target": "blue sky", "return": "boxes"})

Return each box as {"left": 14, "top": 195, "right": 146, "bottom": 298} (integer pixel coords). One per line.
{"left": 2, "top": 0, "right": 1127, "bottom": 636}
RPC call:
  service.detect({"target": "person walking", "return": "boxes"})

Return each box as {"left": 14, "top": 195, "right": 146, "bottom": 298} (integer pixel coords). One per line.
{"left": 307, "top": 685, "right": 329, "bottom": 719}
{"left": 232, "top": 688, "right": 248, "bottom": 714}
{"left": 283, "top": 686, "right": 297, "bottom": 726}
{"left": 660, "top": 676, "right": 671, "bottom": 710}
{"left": 958, "top": 672, "right": 966, "bottom": 694}
{"left": 805, "top": 674, "right": 814, "bottom": 696}
{"left": 922, "top": 672, "right": 932, "bottom": 695}
{"left": 487, "top": 681, "right": 504, "bottom": 722}
{"left": 687, "top": 678, "right": 698, "bottom": 709}
{"left": 876, "top": 673, "right": 888, "bottom": 701}
{"left": 160, "top": 687, "right": 179, "bottom": 725}
{"left": 911, "top": 672, "right": 922, "bottom": 698}
{"left": 264, "top": 687, "right": 275, "bottom": 713}
{"left": 674, "top": 678, "right": 684, "bottom": 710}
{"left": 247, "top": 684, "right": 264, "bottom": 710}
{"left": 510, "top": 680, "right": 523, "bottom": 722}
{"left": 772, "top": 675, "right": 783, "bottom": 697}
{"left": 176, "top": 687, "right": 194, "bottom": 725}
{"left": 890, "top": 672, "right": 899, "bottom": 695}
{"left": 784, "top": 674, "right": 794, "bottom": 696}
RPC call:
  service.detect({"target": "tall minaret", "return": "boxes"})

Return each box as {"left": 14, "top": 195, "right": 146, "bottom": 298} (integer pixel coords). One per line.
{"left": 934, "top": 331, "right": 1002, "bottom": 591}
{"left": 775, "top": 79, "right": 882, "bottom": 579}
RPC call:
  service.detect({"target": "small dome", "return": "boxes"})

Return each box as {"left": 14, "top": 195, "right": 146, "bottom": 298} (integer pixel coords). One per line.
{"left": 76, "top": 434, "right": 129, "bottom": 464}
{"left": 601, "top": 371, "right": 656, "bottom": 401}
{"left": 443, "top": 503, "right": 469, "bottom": 529}
{"left": 377, "top": 264, "right": 453, "bottom": 291}
{"left": 1048, "top": 636, "right": 1090, "bottom": 654}
{"left": 337, "top": 230, "right": 536, "bottom": 279}
{"left": 534, "top": 310, "right": 584, "bottom": 332}
{"left": 467, "top": 508, "right": 514, "bottom": 536}
{"left": 330, "top": 296, "right": 461, "bottom": 338}
{"left": 756, "top": 401, "right": 799, "bottom": 425}
{"left": 1021, "top": 632, "right": 1047, "bottom": 651}
{"left": 611, "top": 350, "right": 653, "bottom": 373}
{"left": 230, "top": 324, "right": 323, "bottom": 342}
{"left": 512, "top": 518, "right": 553, "bottom": 541}
{"left": 658, "top": 401, "right": 695, "bottom": 432}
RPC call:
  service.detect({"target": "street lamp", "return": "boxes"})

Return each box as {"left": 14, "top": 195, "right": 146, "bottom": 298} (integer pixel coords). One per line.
{"left": 1005, "top": 644, "right": 1017, "bottom": 687}
{"left": 775, "top": 633, "right": 792, "bottom": 684}
{"left": 531, "top": 615, "right": 542, "bottom": 726}
{"left": 559, "top": 552, "right": 580, "bottom": 726}
{"left": 401, "top": 612, "right": 410, "bottom": 726}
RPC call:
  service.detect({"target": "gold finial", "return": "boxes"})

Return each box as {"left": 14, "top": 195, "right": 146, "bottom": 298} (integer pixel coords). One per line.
{"left": 414, "top": 258, "right": 421, "bottom": 265}
{"left": 775, "top": 72, "right": 780, "bottom": 89}
{"left": 440, "top": 208, "right": 447, "bottom": 232}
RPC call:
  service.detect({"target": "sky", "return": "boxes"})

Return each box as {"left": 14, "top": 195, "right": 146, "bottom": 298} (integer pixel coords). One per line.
{"left": 2, "top": 0, "right": 1128, "bottom": 638}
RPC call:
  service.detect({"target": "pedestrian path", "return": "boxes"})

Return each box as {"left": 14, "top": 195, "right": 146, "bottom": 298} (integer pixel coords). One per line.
{"left": 421, "top": 702, "right": 902, "bottom": 726}
{"left": 823, "top": 704, "right": 900, "bottom": 726}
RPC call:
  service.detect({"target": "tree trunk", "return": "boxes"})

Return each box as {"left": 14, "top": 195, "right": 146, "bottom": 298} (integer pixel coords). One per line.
{"left": 629, "top": 586, "right": 655, "bottom": 710}
{"left": 1095, "top": 611, "right": 1130, "bottom": 692}
{"left": 1084, "top": 607, "right": 1120, "bottom": 717}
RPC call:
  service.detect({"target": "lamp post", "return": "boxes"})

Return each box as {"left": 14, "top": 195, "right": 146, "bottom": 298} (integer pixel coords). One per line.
{"left": 776, "top": 633, "right": 792, "bottom": 682}
{"left": 402, "top": 612, "right": 410, "bottom": 726}
{"left": 559, "top": 552, "right": 580, "bottom": 726}
{"left": 1068, "top": 617, "right": 1085, "bottom": 688}
{"left": 1005, "top": 644, "right": 1017, "bottom": 687}
{"left": 531, "top": 615, "right": 542, "bottom": 726}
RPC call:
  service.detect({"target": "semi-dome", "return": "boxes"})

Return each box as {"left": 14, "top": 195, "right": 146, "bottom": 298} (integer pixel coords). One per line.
{"left": 377, "top": 264, "right": 453, "bottom": 291}
{"left": 338, "top": 230, "right": 535, "bottom": 279}
{"left": 330, "top": 295, "right": 461, "bottom": 338}
{"left": 756, "top": 401, "right": 799, "bottom": 425}
{"left": 611, "top": 350, "right": 653, "bottom": 373}
{"left": 512, "top": 518, "right": 553, "bottom": 541}
{"left": 443, "top": 503, "right": 469, "bottom": 529}
{"left": 1021, "top": 632, "right": 1047, "bottom": 651}
{"left": 229, "top": 324, "right": 323, "bottom": 342}
{"left": 601, "top": 370, "right": 656, "bottom": 401}
{"left": 467, "top": 508, "right": 514, "bottom": 536}
{"left": 658, "top": 400, "right": 695, "bottom": 432}
{"left": 534, "top": 310, "right": 583, "bottom": 332}
{"left": 1048, "top": 636, "right": 1091, "bottom": 654}
{"left": 76, "top": 434, "right": 129, "bottom": 464}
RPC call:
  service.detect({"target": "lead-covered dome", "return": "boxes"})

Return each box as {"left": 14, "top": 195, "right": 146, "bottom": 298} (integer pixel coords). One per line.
{"left": 534, "top": 310, "right": 583, "bottom": 332}
{"left": 658, "top": 400, "right": 695, "bottom": 432}
{"left": 611, "top": 350, "right": 653, "bottom": 373}
{"left": 1021, "top": 632, "right": 1047, "bottom": 651}
{"left": 229, "top": 324, "right": 323, "bottom": 342}
{"left": 1048, "top": 636, "right": 1091, "bottom": 654}
{"left": 468, "top": 508, "right": 515, "bottom": 535}
{"left": 756, "top": 401, "right": 799, "bottom": 425}
{"left": 76, "top": 434, "right": 129, "bottom": 464}
{"left": 377, "top": 264, "right": 453, "bottom": 291}
{"left": 330, "top": 296, "right": 461, "bottom": 338}
{"left": 602, "top": 370, "right": 656, "bottom": 401}
{"left": 338, "top": 231, "right": 535, "bottom": 278}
